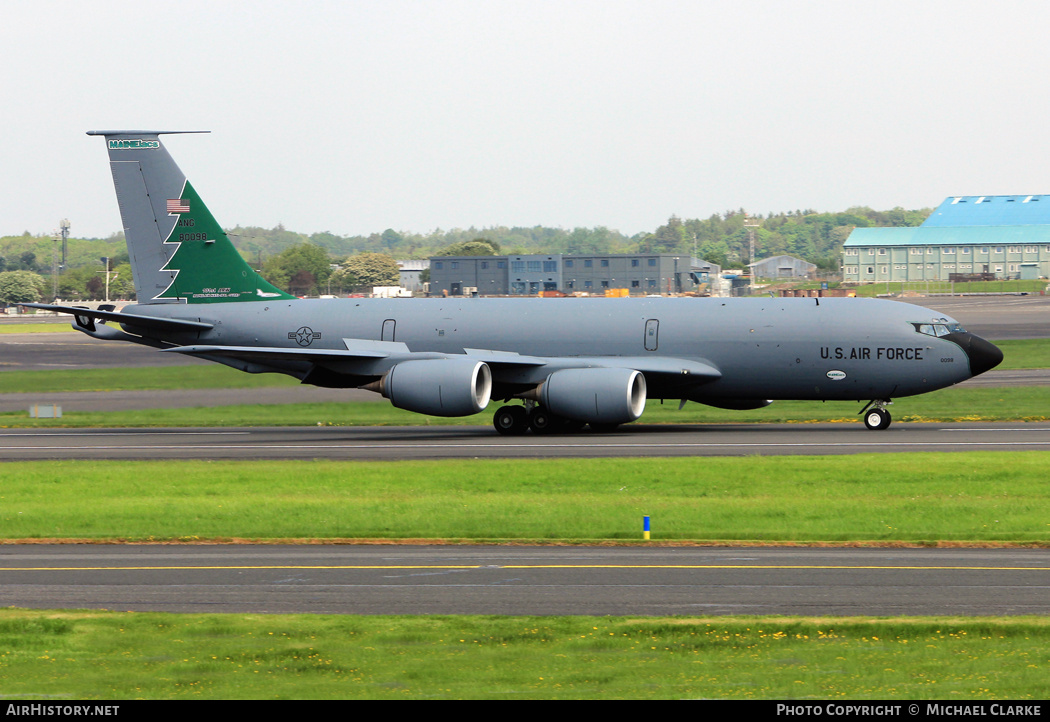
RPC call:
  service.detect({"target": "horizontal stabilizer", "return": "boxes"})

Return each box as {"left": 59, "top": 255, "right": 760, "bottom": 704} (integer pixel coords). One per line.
{"left": 19, "top": 303, "right": 213, "bottom": 333}
{"left": 86, "top": 130, "right": 210, "bottom": 137}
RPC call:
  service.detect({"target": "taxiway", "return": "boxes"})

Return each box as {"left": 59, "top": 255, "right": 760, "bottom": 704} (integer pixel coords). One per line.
{"left": 0, "top": 545, "right": 1046, "bottom": 616}
{"left": 1, "top": 422, "right": 1048, "bottom": 461}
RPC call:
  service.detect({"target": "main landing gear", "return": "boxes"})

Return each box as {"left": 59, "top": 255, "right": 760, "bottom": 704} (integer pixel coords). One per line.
{"left": 493, "top": 405, "right": 529, "bottom": 435}
{"left": 492, "top": 404, "right": 602, "bottom": 436}
{"left": 860, "top": 400, "right": 892, "bottom": 430}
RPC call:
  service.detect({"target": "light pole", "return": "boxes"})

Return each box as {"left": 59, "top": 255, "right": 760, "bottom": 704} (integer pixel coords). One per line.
{"left": 744, "top": 215, "right": 760, "bottom": 296}
{"left": 51, "top": 230, "right": 60, "bottom": 302}
{"left": 98, "top": 257, "right": 117, "bottom": 302}
{"left": 59, "top": 219, "right": 69, "bottom": 274}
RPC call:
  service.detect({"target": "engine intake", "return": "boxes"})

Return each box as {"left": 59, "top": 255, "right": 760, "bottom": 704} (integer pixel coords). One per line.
{"left": 529, "top": 367, "right": 646, "bottom": 424}
{"left": 367, "top": 358, "right": 492, "bottom": 417}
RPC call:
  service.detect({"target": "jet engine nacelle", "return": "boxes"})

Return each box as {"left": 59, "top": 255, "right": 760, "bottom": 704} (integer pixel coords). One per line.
{"left": 377, "top": 358, "right": 492, "bottom": 417}
{"left": 535, "top": 367, "right": 647, "bottom": 424}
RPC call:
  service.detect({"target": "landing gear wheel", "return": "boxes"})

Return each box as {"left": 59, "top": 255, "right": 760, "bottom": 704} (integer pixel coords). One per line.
{"left": 493, "top": 405, "right": 529, "bottom": 436}
{"left": 863, "top": 408, "right": 891, "bottom": 430}
{"left": 528, "top": 407, "right": 556, "bottom": 434}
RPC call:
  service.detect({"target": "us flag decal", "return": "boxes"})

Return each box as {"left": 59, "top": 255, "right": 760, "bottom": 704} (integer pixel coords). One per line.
{"left": 167, "top": 198, "right": 191, "bottom": 214}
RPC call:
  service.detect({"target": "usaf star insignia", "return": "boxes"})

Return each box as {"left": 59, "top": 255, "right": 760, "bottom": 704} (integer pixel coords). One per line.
{"left": 289, "top": 326, "right": 322, "bottom": 346}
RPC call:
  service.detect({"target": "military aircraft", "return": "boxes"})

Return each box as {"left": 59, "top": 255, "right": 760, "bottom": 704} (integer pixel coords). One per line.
{"left": 23, "top": 131, "right": 1003, "bottom": 433}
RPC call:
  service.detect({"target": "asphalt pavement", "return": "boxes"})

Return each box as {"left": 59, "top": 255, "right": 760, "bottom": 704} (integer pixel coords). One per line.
{"left": 1, "top": 421, "right": 1048, "bottom": 461}
{"left": 1, "top": 545, "right": 1046, "bottom": 615}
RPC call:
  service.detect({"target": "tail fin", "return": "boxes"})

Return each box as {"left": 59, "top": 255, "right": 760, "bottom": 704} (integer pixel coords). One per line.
{"left": 88, "top": 130, "right": 293, "bottom": 304}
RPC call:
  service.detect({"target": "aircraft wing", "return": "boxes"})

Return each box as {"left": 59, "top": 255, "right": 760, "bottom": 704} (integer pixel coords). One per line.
{"left": 164, "top": 341, "right": 720, "bottom": 384}
{"left": 164, "top": 339, "right": 449, "bottom": 376}
{"left": 19, "top": 303, "right": 213, "bottom": 333}
{"left": 596, "top": 356, "right": 721, "bottom": 382}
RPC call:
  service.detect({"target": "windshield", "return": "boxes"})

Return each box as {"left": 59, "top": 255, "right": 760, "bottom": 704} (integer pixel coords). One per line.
{"left": 913, "top": 318, "right": 965, "bottom": 337}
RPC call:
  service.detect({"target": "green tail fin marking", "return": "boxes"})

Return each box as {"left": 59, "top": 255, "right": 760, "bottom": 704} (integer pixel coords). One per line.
{"left": 156, "top": 180, "right": 294, "bottom": 303}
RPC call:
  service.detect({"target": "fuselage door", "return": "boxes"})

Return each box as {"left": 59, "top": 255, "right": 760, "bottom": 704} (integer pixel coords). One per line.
{"left": 644, "top": 319, "right": 659, "bottom": 351}
{"left": 382, "top": 319, "right": 396, "bottom": 342}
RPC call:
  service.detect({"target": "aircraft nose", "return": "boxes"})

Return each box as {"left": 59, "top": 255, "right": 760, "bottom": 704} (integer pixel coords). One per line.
{"left": 959, "top": 333, "right": 1004, "bottom": 377}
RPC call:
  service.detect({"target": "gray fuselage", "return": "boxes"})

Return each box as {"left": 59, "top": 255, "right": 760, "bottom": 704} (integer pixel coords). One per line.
{"left": 121, "top": 295, "right": 988, "bottom": 403}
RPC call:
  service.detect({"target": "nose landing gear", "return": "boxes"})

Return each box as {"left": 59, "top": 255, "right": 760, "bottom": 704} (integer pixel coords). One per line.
{"left": 860, "top": 400, "right": 893, "bottom": 430}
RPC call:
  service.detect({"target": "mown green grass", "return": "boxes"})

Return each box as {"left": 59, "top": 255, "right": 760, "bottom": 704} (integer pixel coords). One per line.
{"left": 849, "top": 280, "right": 1049, "bottom": 296}
{"left": 0, "top": 365, "right": 300, "bottom": 394}
{"left": 2, "top": 454, "right": 1047, "bottom": 543}
{"left": 0, "top": 611, "right": 1045, "bottom": 699}
{"left": 2, "top": 385, "right": 1048, "bottom": 428}
{"left": 0, "top": 323, "right": 69, "bottom": 334}
{"left": 993, "top": 339, "right": 1050, "bottom": 369}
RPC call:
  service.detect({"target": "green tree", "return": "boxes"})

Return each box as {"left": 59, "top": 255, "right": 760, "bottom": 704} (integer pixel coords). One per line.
{"left": 380, "top": 229, "right": 404, "bottom": 249}
{"left": 260, "top": 243, "right": 334, "bottom": 296}
{"left": 645, "top": 215, "right": 686, "bottom": 253}
{"left": 437, "top": 239, "right": 501, "bottom": 256}
{"left": 109, "top": 262, "right": 135, "bottom": 299}
{"left": 0, "top": 271, "right": 46, "bottom": 304}
{"left": 560, "top": 227, "right": 616, "bottom": 254}
{"left": 342, "top": 252, "right": 400, "bottom": 291}
{"left": 8, "top": 252, "right": 39, "bottom": 272}
{"left": 697, "top": 240, "right": 731, "bottom": 267}
{"left": 326, "top": 267, "right": 358, "bottom": 295}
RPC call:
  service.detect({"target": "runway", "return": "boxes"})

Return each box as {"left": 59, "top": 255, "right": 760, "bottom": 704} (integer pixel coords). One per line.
{"left": 0, "top": 545, "right": 1046, "bottom": 615}
{"left": 1, "top": 422, "right": 1049, "bottom": 460}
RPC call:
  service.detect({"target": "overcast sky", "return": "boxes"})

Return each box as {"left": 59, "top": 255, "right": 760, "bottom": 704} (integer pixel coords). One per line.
{"left": 3, "top": 0, "right": 1049, "bottom": 239}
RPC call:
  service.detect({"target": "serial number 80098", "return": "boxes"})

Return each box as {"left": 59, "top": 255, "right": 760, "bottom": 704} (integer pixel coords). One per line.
{"left": 179, "top": 233, "right": 209, "bottom": 242}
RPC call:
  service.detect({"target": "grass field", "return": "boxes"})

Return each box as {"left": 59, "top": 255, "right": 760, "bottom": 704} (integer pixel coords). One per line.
{"left": 1, "top": 385, "right": 1047, "bottom": 428}
{"left": 847, "top": 280, "right": 1049, "bottom": 296}
{"left": 2, "top": 454, "right": 1047, "bottom": 543}
{"left": 0, "top": 611, "right": 1045, "bottom": 699}
{"left": 0, "top": 322, "right": 70, "bottom": 334}
{"left": 0, "top": 365, "right": 300, "bottom": 394}
{"left": 993, "top": 339, "right": 1050, "bottom": 369}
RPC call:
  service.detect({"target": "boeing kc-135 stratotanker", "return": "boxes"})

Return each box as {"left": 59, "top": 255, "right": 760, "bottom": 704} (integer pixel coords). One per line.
{"left": 23, "top": 131, "right": 1003, "bottom": 433}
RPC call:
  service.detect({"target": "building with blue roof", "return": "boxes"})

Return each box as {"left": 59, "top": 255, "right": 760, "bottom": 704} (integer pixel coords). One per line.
{"left": 842, "top": 196, "right": 1050, "bottom": 283}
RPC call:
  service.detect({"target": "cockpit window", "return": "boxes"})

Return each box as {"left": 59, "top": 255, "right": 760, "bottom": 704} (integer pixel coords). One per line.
{"left": 913, "top": 320, "right": 965, "bottom": 337}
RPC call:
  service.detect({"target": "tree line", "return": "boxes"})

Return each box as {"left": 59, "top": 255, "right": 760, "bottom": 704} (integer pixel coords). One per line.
{"left": 0, "top": 205, "right": 930, "bottom": 303}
